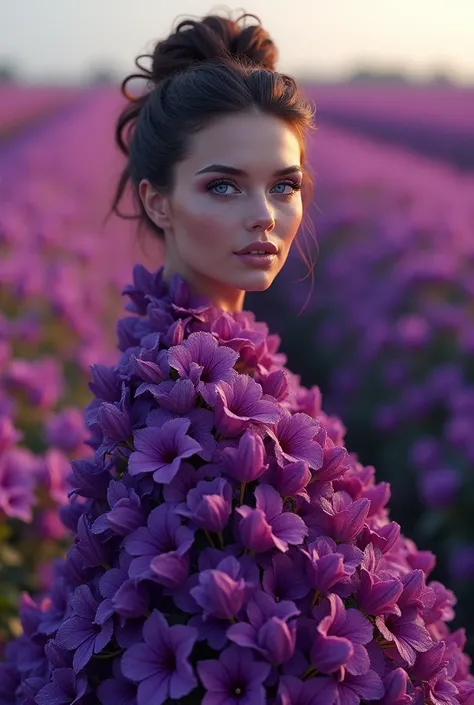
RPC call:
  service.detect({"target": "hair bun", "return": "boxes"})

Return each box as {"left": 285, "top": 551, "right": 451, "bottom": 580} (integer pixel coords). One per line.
{"left": 149, "top": 12, "right": 278, "bottom": 83}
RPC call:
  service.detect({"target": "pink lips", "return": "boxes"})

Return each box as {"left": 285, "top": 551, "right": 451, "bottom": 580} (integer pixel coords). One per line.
{"left": 234, "top": 241, "right": 278, "bottom": 255}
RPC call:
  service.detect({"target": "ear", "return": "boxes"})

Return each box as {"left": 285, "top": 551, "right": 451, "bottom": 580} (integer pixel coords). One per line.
{"left": 138, "top": 179, "right": 173, "bottom": 231}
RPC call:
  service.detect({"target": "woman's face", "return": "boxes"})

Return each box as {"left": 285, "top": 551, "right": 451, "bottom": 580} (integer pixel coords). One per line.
{"left": 139, "top": 110, "right": 304, "bottom": 312}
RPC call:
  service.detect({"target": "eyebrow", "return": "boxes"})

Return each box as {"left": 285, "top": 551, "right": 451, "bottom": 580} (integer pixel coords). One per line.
{"left": 195, "top": 164, "right": 303, "bottom": 177}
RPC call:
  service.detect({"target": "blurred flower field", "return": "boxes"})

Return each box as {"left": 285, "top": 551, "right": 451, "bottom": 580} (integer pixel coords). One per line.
{"left": 1, "top": 80, "right": 474, "bottom": 657}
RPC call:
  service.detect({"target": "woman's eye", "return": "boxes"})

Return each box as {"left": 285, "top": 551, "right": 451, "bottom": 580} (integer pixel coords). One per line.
{"left": 206, "top": 179, "right": 302, "bottom": 199}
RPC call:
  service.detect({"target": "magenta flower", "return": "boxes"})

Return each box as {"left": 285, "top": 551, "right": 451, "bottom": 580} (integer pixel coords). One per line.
{"left": 129, "top": 417, "right": 202, "bottom": 483}
{"left": 167, "top": 331, "right": 239, "bottom": 405}
{"left": 197, "top": 644, "right": 271, "bottom": 705}
{"left": 214, "top": 374, "right": 282, "bottom": 437}
{"left": 236, "top": 483, "right": 308, "bottom": 553}
{"left": 121, "top": 610, "right": 198, "bottom": 705}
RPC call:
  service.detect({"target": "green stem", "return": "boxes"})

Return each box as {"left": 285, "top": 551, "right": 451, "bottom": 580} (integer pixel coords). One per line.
{"left": 204, "top": 530, "right": 216, "bottom": 548}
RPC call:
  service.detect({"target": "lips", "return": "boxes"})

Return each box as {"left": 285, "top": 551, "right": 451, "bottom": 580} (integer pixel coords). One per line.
{"left": 234, "top": 241, "right": 278, "bottom": 255}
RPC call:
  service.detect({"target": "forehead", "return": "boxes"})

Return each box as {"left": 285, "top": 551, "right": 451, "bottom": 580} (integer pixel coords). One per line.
{"left": 185, "top": 111, "right": 301, "bottom": 170}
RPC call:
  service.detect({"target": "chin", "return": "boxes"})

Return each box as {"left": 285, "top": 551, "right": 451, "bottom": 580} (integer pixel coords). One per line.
{"left": 238, "top": 271, "right": 275, "bottom": 292}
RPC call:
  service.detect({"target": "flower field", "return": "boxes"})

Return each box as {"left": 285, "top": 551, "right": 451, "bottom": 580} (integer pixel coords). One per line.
{"left": 0, "top": 85, "right": 161, "bottom": 647}
{"left": 1, "top": 79, "right": 474, "bottom": 693}
{"left": 301, "top": 83, "right": 474, "bottom": 169}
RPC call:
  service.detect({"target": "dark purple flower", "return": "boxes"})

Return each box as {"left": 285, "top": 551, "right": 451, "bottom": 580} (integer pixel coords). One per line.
{"left": 197, "top": 644, "right": 271, "bottom": 705}
{"left": 176, "top": 477, "right": 232, "bottom": 533}
{"left": 227, "top": 590, "right": 300, "bottom": 664}
{"left": 129, "top": 417, "right": 202, "bottom": 483}
{"left": 35, "top": 668, "right": 88, "bottom": 705}
{"left": 125, "top": 503, "right": 194, "bottom": 586}
{"left": 277, "top": 674, "right": 337, "bottom": 705}
{"left": 190, "top": 555, "right": 247, "bottom": 619}
{"left": 121, "top": 610, "right": 198, "bottom": 705}
{"left": 92, "top": 479, "right": 144, "bottom": 537}
{"left": 262, "top": 551, "right": 310, "bottom": 602}
{"left": 55, "top": 585, "right": 113, "bottom": 672}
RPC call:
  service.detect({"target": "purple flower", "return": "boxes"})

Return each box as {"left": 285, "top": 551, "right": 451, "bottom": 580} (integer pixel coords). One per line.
{"left": 269, "top": 411, "right": 324, "bottom": 470}
{"left": 214, "top": 375, "right": 281, "bottom": 437}
{"left": 0, "top": 414, "right": 22, "bottom": 453}
{"left": 356, "top": 568, "right": 403, "bottom": 616}
{"left": 55, "top": 585, "right": 113, "bottom": 672}
{"left": 277, "top": 674, "right": 337, "bottom": 705}
{"left": 35, "top": 668, "right": 88, "bottom": 705}
{"left": 236, "top": 484, "right": 308, "bottom": 553}
{"left": 317, "top": 491, "right": 371, "bottom": 543}
{"left": 97, "top": 659, "right": 137, "bottom": 705}
{"left": 0, "top": 448, "right": 36, "bottom": 521}
{"left": 176, "top": 477, "right": 232, "bottom": 532}
{"left": 44, "top": 407, "right": 88, "bottom": 453}
{"left": 310, "top": 593, "right": 373, "bottom": 675}
{"left": 92, "top": 479, "right": 145, "bottom": 537}
{"left": 197, "top": 644, "right": 271, "bottom": 705}
{"left": 375, "top": 668, "right": 412, "bottom": 705}
{"left": 137, "top": 378, "right": 197, "bottom": 413}
{"left": 262, "top": 552, "right": 310, "bottom": 602}
{"left": 334, "top": 670, "right": 384, "bottom": 705}
{"left": 301, "top": 537, "right": 354, "bottom": 594}
{"left": 129, "top": 417, "right": 202, "bottom": 483}
{"left": 121, "top": 610, "right": 198, "bottom": 705}
{"left": 220, "top": 430, "right": 269, "bottom": 483}
{"left": 125, "top": 503, "right": 194, "bottom": 586}
{"left": 227, "top": 590, "right": 300, "bottom": 664}
{"left": 167, "top": 331, "right": 239, "bottom": 405}
{"left": 376, "top": 608, "right": 433, "bottom": 667}
{"left": 190, "top": 555, "right": 248, "bottom": 619}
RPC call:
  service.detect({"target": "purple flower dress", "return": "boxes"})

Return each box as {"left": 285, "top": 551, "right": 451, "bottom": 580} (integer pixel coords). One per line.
{"left": 1, "top": 265, "right": 473, "bottom": 705}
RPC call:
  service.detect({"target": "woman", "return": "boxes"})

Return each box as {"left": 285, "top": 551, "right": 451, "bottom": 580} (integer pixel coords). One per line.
{"left": 1, "top": 11, "right": 472, "bottom": 705}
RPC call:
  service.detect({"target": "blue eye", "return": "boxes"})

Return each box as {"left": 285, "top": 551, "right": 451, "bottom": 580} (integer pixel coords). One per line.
{"left": 205, "top": 179, "right": 302, "bottom": 200}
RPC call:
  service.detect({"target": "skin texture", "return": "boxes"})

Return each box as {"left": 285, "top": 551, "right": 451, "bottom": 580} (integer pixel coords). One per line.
{"left": 139, "top": 109, "right": 304, "bottom": 313}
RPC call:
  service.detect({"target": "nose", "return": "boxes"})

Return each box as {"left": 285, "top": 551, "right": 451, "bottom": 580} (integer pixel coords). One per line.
{"left": 246, "top": 198, "right": 275, "bottom": 233}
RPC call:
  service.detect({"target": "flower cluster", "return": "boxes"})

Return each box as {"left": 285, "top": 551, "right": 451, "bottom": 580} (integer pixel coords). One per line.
{"left": 1, "top": 264, "right": 472, "bottom": 705}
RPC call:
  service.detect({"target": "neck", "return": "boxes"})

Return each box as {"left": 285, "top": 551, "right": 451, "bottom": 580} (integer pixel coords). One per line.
{"left": 162, "top": 261, "right": 246, "bottom": 314}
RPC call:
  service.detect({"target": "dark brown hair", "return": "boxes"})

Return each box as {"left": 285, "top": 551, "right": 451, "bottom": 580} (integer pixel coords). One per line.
{"left": 110, "top": 10, "right": 318, "bottom": 308}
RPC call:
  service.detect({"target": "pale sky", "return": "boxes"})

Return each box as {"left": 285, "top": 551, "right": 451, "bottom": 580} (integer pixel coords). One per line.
{"left": 2, "top": 0, "right": 474, "bottom": 84}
